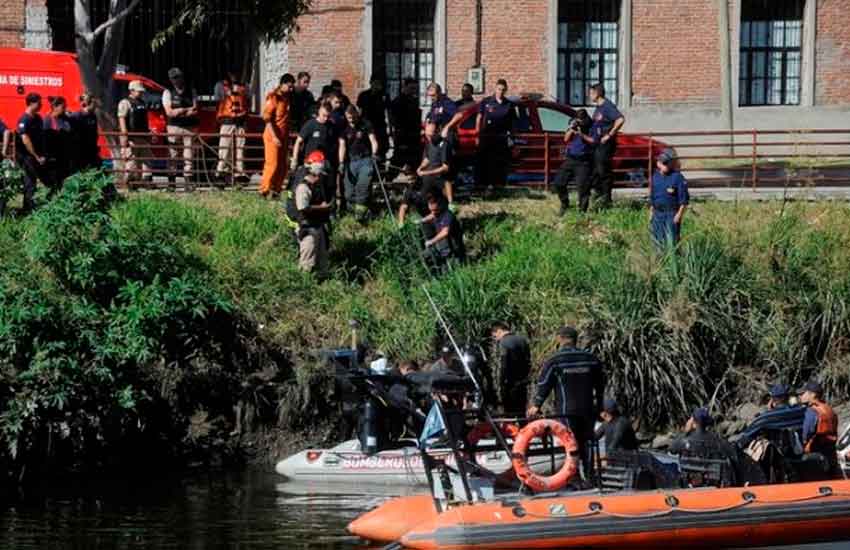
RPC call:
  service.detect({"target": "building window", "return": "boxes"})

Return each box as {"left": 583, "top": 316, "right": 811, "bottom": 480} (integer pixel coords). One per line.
{"left": 373, "top": 0, "right": 436, "bottom": 106}
{"left": 557, "top": 0, "right": 620, "bottom": 106}
{"left": 740, "top": 0, "right": 804, "bottom": 106}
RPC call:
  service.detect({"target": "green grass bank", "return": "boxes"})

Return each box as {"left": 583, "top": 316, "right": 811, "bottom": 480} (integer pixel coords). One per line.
{"left": 1, "top": 173, "right": 849, "bottom": 480}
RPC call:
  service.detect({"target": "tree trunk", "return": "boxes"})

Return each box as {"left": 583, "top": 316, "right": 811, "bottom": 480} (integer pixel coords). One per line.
{"left": 74, "top": 0, "right": 140, "bottom": 158}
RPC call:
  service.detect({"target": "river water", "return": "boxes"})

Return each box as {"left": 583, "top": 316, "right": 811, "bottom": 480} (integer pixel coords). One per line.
{"left": 0, "top": 469, "right": 847, "bottom": 550}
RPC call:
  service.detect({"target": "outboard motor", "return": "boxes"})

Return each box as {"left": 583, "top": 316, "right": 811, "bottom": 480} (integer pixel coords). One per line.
{"left": 358, "top": 396, "right": 385, "bottom": 456}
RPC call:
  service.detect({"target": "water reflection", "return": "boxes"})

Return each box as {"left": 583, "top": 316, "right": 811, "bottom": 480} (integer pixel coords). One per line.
{"left": 0, "top": 471, "right": 846, "bottom": 549}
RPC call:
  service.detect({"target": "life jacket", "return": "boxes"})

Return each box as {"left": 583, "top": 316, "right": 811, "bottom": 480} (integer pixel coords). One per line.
{"left": 283, "top": 177, "right": 328, "bottom": 231}
{"left": 217, "top": 92, "right": 247, "bottom": 125}
{"left": 805, "top": 400, "right": 838, "bottom": 453}
{"left": 125, "top": 97, "right": 149, "bottom": 132}
{"left": 167, "top": 87, "right": 199, "bottom": 127}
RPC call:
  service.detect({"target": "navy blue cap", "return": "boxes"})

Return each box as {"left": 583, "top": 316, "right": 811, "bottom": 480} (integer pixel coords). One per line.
{"left": 692, "top": 407, "right": 713, "bottom": 427}
{"left": 603, "top": 398, "right": 619, "bottom": 414}
{"left": 657, "top": 148, "right": 677, "bottom": 164}
{"left": 769, "top": 384, "right": 790, "bottom": 398}
{"left": 798, "top": 380, "right": 823, "bottom": 395}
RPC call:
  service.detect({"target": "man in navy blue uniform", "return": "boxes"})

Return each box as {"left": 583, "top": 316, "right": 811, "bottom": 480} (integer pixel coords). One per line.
{"left": 68, "top": 93, "right": 101, "bottom": 173}
{"left": 588, "top": 84, "right": 625, "bottom": 207}
{"left": 14, "top": 93, "right": 47, "bottom": 214}
{"left": 528, "top": 326, "right": 605, "bottom": 476}
{"left": 553, "top": 109, "right": 595, "bottom": 215}
{"left": 649, "top": 148, "right": 689, "bottom": 247}
{"left": 421, "top": 190, "right": 466, "bottom": 268}
{"left": 475, "top": 79, "right": 517, "bottom": 189}
{"left": 426, "top": 83, "right": 458, "bottom": 203}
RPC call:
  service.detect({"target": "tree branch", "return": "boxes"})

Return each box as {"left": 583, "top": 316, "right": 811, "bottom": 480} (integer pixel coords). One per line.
{"left": 87, "top": 0, "right": 142, "bottom": 42}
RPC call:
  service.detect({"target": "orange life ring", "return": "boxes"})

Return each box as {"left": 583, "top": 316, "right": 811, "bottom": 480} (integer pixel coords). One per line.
{"left": 511, "top": 419, "right": 579, "bottom": 492}
{"left": 466, "top": 421, "right": 520, "bottom": 449}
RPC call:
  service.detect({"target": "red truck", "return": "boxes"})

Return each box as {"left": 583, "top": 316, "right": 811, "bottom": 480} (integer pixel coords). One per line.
{"left": 0, "top": 48, "right": 263, "bottom": 162}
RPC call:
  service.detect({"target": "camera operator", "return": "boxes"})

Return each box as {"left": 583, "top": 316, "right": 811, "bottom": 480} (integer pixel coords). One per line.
{"left": 553, "top": 109, "right": 594, "bottom": 215}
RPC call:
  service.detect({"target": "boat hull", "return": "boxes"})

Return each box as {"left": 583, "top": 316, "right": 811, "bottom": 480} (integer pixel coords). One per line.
{"left": 277, "top": 439, "right": 561, "bottom": 485}
{"left": 396, "top": 480, "right": 850, "bottom": 549}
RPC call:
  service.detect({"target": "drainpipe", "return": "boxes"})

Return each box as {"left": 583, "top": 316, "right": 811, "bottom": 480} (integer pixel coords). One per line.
{"left": 718, "top": 0, "right": 734, "bottom": 154}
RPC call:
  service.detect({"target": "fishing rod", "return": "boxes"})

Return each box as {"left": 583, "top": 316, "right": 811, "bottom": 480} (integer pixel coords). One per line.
{"left": 421, "top": 284, "right": 482, "bottom": 396}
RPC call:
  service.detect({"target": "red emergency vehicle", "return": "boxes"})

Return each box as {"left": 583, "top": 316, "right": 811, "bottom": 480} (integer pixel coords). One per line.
{"left": 0, "top": 48, "right": 262, "bottom": 161}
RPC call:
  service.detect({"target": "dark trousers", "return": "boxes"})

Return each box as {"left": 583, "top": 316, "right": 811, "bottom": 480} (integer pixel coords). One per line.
{"left": 394, "top": 133, "right": 422, "bottom": 169}
{"left": 374, "top": 127, "right": 390, "bottom": 159}
{"left": 478, "top": 135, "right": 510, "bottom": 188}
{"left": 18, "top": 155, "right": 44, "bottom": 213}
{"left": 554, "top": 156, "right": 592, "bottom": 211}
{"left": 564, "top": 414, "right": 594, "bottom": 478}
{"left": 651, "top": 210, "right": 681, "bottom": 247}
{"left": 591, "top": 140, "right": 616, "bottom": 207}
{"left": 344, "top": 157, "right": 374, "bottom": 207}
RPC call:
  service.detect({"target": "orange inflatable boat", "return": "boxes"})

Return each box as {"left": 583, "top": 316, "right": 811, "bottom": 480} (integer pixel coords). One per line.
{"left": 350, "top": 480, "right": 850, "bottom": 549}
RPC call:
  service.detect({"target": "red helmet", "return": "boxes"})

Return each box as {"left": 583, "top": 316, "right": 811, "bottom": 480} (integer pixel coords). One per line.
{"left": 304, "top": 150, "right": 328, "bottom": 176}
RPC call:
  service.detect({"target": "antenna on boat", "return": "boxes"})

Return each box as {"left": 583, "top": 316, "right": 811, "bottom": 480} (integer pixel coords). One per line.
{"left": 421, "top": 284, "right": 482, "bottom": 397}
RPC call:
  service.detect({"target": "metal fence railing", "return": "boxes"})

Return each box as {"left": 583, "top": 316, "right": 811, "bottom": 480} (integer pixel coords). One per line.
{"left": 526, "top": 128, "right": 850, "bottom": 190}
{"left": 6, "top": 128, "right": 850, "bottom": 191}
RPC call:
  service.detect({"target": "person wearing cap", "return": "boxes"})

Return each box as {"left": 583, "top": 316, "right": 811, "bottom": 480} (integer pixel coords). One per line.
{"left": 553, "top": 108, "right": 595, "bottom": 215}
{"left": 490, "top": 322, "right": 532, "bottom": 416}
{"left": 588, "top": 83, "right": 625, "bottom": 207}
{"left": 595, "top": 398, "right": 639, "bottom": 454}
{"left": 649, "top": 147, "right": 689, "bottom": 248}
{"left": 669, "top": 407, "right": 737, "bottom": 463}
{"left": 737, "top": 383, "right": 806, "bottom": 482}
{"left": 528, "top": 326, "right": 605, "bottom": 476}
{"left": 799, "top": 380, "right": 838, "bottom": 474}
{"left": 356, "top": 75, "right": 392, "bottom": 161}
{"left": 284, "top": 150, "right": 333, "bottom": 276}
{"left": 162, "top": 67, "right": 199, "bottom": 186}
{"left": 259, "top": 73, "right": 295, "bottom": 199}
{"left": 117, "top": 81, "right": 153, "bottom": 187}
{"left": 215, "top": 80, "right": 249, "bottom": 184}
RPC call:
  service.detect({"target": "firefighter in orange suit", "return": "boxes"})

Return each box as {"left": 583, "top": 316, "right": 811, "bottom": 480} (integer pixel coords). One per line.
{"left": 259, "top": 73, "right": 295, "bottom": 198}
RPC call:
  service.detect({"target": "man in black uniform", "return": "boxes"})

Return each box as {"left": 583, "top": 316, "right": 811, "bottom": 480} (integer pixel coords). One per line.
{"left": 421, "top": 191, "right": 466, "bottom": 269}
{"left": 291, "top": 72, "right": 316, "bottom": 131}
{"left": 595, "top": 398, "right": 639, "bottom": 454}
{"left": 389, "top": 77, "right": 422, "bottom": 178}
{"left": 338, "top": 105, "right": 378, "bottom": 219}
{"left": 356, "top": 75, "right": 391, "bottom": 160}
{"left": 475, "top": 79, "right": 518, "bottom": 189}
{"left": 554, "top": 109, "right": 594, "bottom": 214}
{"left": 416, "top": 121, "right": 451, "bottom": 198}
{"left": 291, "top": 102, "right": 340, "bottom": 211}
{"left": 528, "top": 326, "right": 605, "bottom": 476}
{"left": 670, "top": 407, "right": 737, "bottom": 462}
{"left": 330, "top": 79, "right": 351, "bottom": 110}
{"left": 42, "top": 96, "right": 73, "bottom": 190}
{"left": 490, "top": 321, "right": 532, "bottom": 416}
{"left": 13, "top": 93, "right": 47, "bottom": 214}
{"left": 69, "top": 93, "right": 101, "bottom": 172}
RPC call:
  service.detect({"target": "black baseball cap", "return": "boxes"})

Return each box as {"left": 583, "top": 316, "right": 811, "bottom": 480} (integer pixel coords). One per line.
{"left": 798, "top": 380, "right": 823, "bottom": 395}
{"left": 769, "top": 384, "right": 790, "bottom": 398}
{"left": 692, "top": 407, "right": 713, "bottom": 427}
{"left": 558, "top": 326, "right": 578, "bottom": 340}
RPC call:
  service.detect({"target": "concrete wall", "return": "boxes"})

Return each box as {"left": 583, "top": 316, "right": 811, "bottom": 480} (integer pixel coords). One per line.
{"left": 24, "top": 0, "right": 50, "bottom": 49}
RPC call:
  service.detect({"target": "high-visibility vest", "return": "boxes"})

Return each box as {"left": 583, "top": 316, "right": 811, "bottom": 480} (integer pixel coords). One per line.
{"left": 804, "top": 400, "right": 838, "bottom": 453}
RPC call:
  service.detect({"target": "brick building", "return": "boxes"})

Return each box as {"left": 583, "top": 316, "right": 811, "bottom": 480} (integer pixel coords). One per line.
{"left": 265, "top": 0, "right": 850, "bottom": 132}
{"left": 3, "top": 0, "right": 848, "bottom": 131}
